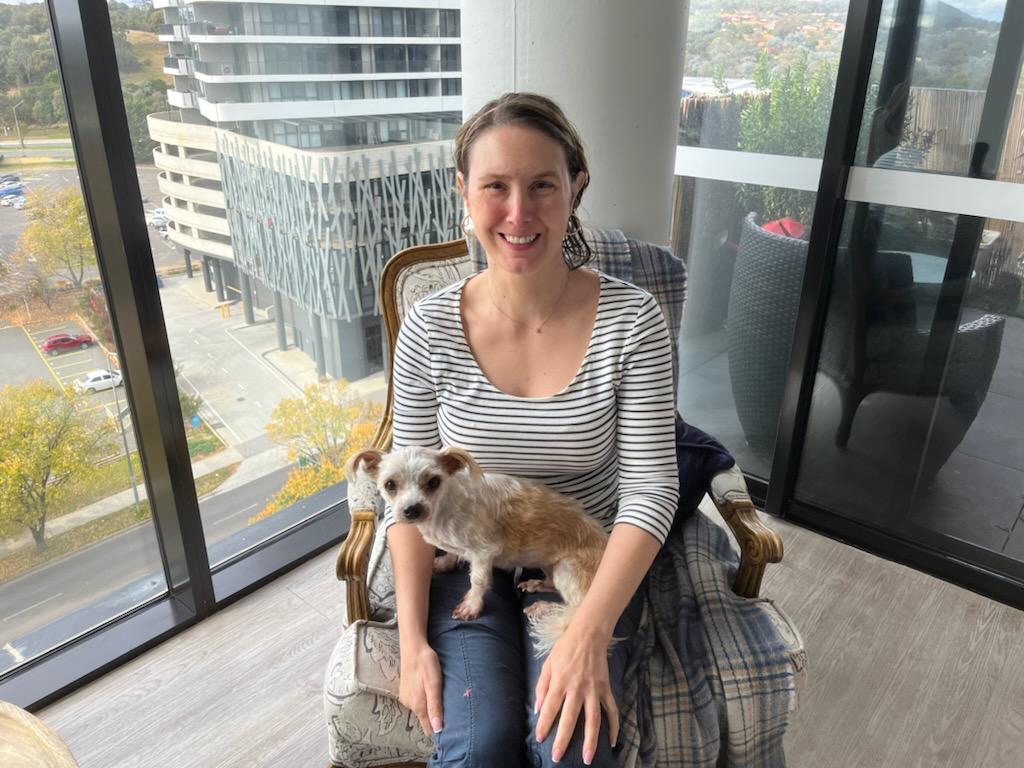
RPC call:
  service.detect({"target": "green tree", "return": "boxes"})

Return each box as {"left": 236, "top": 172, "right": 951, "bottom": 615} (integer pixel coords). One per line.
{"left": 737, "top": 52, "right": 836, "bottom": 223}
{"left": 122, "top": 79, "right": 169, "bottom": 158}
{"left": 0, "top": 381, "right": 111, "bottom": 551}
{"left": 266, "top": 380, "right": 383, "bottom": 467}
{"left": 14, "top": 186, "right": 96, "bottom": 290}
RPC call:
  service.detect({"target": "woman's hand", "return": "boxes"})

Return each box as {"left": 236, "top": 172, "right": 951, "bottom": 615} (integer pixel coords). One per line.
{"left": 399, "top": 638, "right": 444, "bottom": 739}
{"left": 534, "top": 621, "right": 618, "bottom": 765}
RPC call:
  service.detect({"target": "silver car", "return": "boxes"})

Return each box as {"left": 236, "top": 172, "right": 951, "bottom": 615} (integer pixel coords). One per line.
{"left": 73, "top": 369, "right": 123, "bottom": 393}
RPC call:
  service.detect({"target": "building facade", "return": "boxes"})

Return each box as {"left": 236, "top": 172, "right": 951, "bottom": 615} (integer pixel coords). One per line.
{"left": 149, "top": 0, "right": 463, "bottom": 380}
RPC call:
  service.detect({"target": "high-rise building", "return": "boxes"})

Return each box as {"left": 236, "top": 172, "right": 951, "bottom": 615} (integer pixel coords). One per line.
{"left": 148, "top": 1, "right": 462, "bottom": 380}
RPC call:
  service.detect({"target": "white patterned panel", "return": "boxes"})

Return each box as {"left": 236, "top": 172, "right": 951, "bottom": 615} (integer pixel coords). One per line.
{"left": 393, "top": 254, "right": 474, "bottom": 322}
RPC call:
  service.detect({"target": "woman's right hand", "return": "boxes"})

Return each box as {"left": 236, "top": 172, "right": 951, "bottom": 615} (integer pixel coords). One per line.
{"left": 400, "top": 638, "right": 444, "bottom": 738}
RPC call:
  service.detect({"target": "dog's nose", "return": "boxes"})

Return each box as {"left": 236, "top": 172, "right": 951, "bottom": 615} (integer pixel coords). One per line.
{"left": 403, "top": 503, "right": 425, "bottom": 521}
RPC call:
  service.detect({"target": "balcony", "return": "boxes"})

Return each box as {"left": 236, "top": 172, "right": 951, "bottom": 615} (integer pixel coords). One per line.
{"left": 166, "top": 89, "right": 198, "bottom": 110}
{"left": 152, "top": 147, "right": 221, "bottom": 181}
{"left": 157, "top": 172, "right": 226, "bottom": 209}
{"left": 162, "top": 56, "right": 191, "bottom": 76}
{"left": 147, "top": 112, "right": 218, "bottom": 152}
{"left": 163, "top": 203, "right": 231, "bottom": 237}
{"left": 156, "top": 24, "right": 185, "bottom": 42}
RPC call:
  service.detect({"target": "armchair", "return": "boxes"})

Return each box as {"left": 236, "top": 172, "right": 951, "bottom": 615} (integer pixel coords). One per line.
{"left": 325, "top": 232, "right": 798, "bottom": 767}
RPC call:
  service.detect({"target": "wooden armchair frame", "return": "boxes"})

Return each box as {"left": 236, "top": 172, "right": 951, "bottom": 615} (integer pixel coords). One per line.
{"left": 335, "top": 239, "right": 782, "bottom": 627}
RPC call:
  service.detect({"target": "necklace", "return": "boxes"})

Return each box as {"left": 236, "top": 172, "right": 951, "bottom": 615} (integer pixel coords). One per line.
{"left": 486, "top": 270, "right": 570, "bottom": 334}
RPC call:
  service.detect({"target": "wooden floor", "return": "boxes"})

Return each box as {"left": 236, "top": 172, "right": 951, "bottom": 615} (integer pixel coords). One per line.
{"left": 40, "top": 515, "right": 1024, "bottom": 767}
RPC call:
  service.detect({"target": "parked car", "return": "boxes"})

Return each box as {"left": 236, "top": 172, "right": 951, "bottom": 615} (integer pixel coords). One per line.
{"left": 41, "top": 333, "right": 94, "bottom": 355}
{"left": 73, "top": 369, "right": 122, "bottom": 393}
{"left": 1, "top": 194, "right": 25, "bottom": 207}
{"left": 0, "top": 173, "right": 19, "bottom": 183}
{"left": 0, "top": 184, "right": 23, "bottom": 198}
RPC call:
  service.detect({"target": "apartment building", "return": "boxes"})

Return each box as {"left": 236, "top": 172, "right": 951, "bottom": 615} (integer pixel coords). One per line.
{"left": 149, "top": 0, "right": 463, "bottom": 380}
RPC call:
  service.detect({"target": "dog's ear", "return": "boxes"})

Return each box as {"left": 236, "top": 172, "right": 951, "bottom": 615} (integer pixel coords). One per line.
{"left": 439, "top": 445, "right": 482, "bottom": 478}
{"left": 347, "top": 448, "right": 384, "bottom": 481}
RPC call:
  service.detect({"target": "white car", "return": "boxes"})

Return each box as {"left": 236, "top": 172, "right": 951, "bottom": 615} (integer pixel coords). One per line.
{"left": 73, "top": 369, "right": 123, "bottom": 393}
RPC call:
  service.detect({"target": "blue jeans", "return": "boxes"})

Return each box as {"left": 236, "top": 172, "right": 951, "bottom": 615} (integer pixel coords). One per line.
{"left": 426, "top": 566, "right": 644, "bottom": 768}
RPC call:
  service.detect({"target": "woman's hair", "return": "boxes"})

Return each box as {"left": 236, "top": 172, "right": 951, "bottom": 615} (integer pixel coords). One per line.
{"left": 454, "top": 92, "right": 592, "bottom": 268}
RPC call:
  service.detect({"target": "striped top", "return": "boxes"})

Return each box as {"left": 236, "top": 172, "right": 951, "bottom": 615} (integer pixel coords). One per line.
{"left": 386, "top": 270, "right": 680, "bottom": 544}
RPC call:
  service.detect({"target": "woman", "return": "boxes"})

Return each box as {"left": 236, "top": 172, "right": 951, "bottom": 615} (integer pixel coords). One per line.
{"left": 385, "top": 93, "right": 679, "bottom": 767}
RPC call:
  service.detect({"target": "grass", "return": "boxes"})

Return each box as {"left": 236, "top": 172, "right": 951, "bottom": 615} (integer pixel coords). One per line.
{"left": 20, "top": 126, "right": 71, "bottom": 141}
{"left": 46, "top": 420, "right": 224, "bottom": 524}
{"left": 121, "top": 30, "right": 173, "bottom": 86}
{"left": 0, "top": 463, "right": 240, "bottom": 584}
{"left": 0, "top": 157, "right": 76, "bottom": 170}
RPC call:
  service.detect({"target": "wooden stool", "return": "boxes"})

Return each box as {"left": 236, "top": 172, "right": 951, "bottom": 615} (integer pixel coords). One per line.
{"left": 0, "top": 700, "right": 78, "bottom": 768}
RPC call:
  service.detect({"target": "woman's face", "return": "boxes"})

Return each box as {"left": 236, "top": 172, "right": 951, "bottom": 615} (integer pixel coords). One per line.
{"left": 458, "top": 124, "right": 585, "bottom": 276}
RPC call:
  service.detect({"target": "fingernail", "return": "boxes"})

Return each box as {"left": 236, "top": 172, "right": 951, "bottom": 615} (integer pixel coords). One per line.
{"left": 551, "top": 748, "right": 563, "bottom": 763}
{"left": 430, "top": 717, "right": 442, "bottom": 733}
{"left": 583, "top": 748, "right": 595, "bottom": 765}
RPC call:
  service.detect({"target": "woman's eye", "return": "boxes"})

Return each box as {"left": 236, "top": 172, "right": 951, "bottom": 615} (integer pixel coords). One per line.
{"left": 384, "top": 480, "right": 397, "bottom": 493}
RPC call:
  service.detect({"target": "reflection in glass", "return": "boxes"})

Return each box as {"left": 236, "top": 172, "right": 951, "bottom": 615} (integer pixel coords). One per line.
{"left": 797, "top": 203, "right": 1023, "bottom": 559}
{"left": 856, "top": 0, "right": 1022, "bottom": 184}
{"left": 0, "top": 1, "right": 163, "bottom": 676}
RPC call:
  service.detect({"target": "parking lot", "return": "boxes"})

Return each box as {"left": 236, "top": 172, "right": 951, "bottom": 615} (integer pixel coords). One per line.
{"left": 1, "top": 319, "right": 131, "bottom": 425}
{"left": 0, "top": 166, "right": 182, "bottom": 274}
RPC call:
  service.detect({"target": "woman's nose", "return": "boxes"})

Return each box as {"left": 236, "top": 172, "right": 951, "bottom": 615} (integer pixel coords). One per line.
{"left": 505, "top": 188, "right": 532, "bottom": 223}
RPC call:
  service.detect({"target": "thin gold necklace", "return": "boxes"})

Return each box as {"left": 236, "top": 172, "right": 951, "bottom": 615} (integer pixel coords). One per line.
{"left": 486, "top": 270, "right": 571, "bottom": 334}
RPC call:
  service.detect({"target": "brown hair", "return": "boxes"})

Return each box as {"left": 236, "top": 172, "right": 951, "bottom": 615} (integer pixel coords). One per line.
{"left": 454, "top": 93, "right": 592, "bottom": 268}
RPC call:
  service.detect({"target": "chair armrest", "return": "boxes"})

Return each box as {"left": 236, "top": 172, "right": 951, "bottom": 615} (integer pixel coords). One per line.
{"left": 335, "top": 508, "right": 377, "bottom": 624}
{"left": 708, "top": 464, "right": 784, "bottom": 598}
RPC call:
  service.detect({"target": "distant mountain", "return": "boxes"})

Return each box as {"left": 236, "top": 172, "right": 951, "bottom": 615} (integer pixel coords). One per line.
{"left": 934, "top": 0, "right": 1002, "bottom": 30}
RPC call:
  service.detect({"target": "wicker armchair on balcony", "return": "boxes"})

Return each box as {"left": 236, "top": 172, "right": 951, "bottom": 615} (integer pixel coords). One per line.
{"left": 727, "top": 212, "right": 1006, "bottom": 466}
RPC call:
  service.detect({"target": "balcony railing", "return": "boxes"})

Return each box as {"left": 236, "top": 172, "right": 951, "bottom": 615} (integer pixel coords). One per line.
{"left": 194, "top": 60, "right": 365, "bottom": 77}
{"left": 187, "top": 21, "right": 450, "bottom": 38}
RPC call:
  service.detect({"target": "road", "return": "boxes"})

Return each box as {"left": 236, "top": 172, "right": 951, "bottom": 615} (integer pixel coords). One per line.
{"left": 0, "top": 464, "right": 296, "bottom": 646}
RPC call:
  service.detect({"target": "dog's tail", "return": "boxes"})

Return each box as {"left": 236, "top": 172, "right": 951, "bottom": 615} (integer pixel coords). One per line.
{"left": 526, "top": 602, "right": 576, "bottom": 657}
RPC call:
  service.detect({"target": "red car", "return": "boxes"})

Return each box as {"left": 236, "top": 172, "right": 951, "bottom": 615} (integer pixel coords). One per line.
{"left": 41, "top": 333, "right": 94, "bottom": 355}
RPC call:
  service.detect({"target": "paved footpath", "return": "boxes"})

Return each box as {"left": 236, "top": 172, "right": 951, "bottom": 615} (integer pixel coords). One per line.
{"left": 0, "top": 447, "right": 249, "bottom": 558}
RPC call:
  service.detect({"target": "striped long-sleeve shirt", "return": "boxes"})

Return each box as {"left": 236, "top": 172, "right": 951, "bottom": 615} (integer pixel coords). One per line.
{"left": 386, "top": 271, "right": 680, "bottom": 543}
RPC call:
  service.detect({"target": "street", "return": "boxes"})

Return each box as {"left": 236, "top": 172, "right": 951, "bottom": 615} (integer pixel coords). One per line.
{"left": 0, "top": 464, "right": 298, "bottom": 648}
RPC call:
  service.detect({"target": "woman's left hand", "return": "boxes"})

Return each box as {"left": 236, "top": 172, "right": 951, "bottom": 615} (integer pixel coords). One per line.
{"left": 534, "top": 620, "right": 618, "bottom": 765}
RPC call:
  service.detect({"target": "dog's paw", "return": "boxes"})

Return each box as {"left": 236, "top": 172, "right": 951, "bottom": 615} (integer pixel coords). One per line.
{"left": 452, "top": 598, "right": 483, "bottom": 621}
{"left": 523, "top": 600, "right": 558, "bottom": 618}
{"left": 433, "top": 553, "right": 460, "bottom": 573}
{"left": 517, "top": 578, "right": 554, "bottom": 593}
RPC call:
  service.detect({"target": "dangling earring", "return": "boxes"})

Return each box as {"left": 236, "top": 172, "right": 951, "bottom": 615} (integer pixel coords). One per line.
{"left": 461, "top": 214, "right": 475, "bottom": 237}
{"left": 562, "top": 211, "right": 592, "bottom": 269}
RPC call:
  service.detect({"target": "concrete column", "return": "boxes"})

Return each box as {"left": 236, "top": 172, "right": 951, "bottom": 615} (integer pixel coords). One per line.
{"left": 201, "top": 255, "right": 213, "bottom": 292}
{"left": 310, "top": 311, "right": 326, "bottom": 378}
{"left": 213, "top": 260, "right": 227, "bottom": 302}
{"left": 184, "top": 249, "right": 194, "bottom": 279}
{"left": 273, "top": 291, "right": 288, "bottom": 351}
{"left": 461, "top": 1, "right": 687, "bottom": 245}
{"left": 239, "top": 271, "right": 255, "bottom": 325}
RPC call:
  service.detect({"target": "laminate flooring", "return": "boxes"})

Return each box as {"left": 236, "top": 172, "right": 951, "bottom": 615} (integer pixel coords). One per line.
{"left": 40, "top": 515, "right": 1024, "bottom": 767}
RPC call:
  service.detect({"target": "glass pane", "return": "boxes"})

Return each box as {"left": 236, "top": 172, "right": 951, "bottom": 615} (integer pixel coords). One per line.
{"left": 676, "top": 178, "right": 818, "bottom": 478}
{"left": 680, "top": 0, "right": 847, "bottom": 155}
{"left": 855, "top": 0, "right": 1023, "bottom": 184}
{"left": 796, "top": 202, "right": 1023, "bottom": 563}
{"left": 117, "top": 3, "right": 461, "bottom": 566}
{"left": 0, "top": 2, "right": 163, "bottom": 675}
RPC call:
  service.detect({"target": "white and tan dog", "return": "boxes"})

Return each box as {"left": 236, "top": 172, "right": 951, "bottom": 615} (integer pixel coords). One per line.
{"left": 346, "top": 445, "right": 608, "bottom": 651}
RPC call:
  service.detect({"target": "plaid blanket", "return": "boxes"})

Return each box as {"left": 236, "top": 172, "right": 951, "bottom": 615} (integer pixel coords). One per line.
{"left": 616, "top": 510, "right": 804, "bottom": 767}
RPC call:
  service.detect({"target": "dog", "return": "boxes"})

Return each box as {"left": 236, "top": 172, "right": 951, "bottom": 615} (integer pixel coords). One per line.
{"left": 346, "top": 445, "right": 608, "bottom": 652}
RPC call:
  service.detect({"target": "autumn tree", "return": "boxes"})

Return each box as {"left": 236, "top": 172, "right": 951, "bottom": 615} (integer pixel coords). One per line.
{"left": 266, "top": 380, "right": 382, "bottom": 467}
{"left": 254, "top": 381, "right": 381, "bottom": 523}
{"left": 14, "top": 186, "right": 96, "bottom": 290}
{"left": 0, "top": 381, "right": 111, "bottom": 551}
